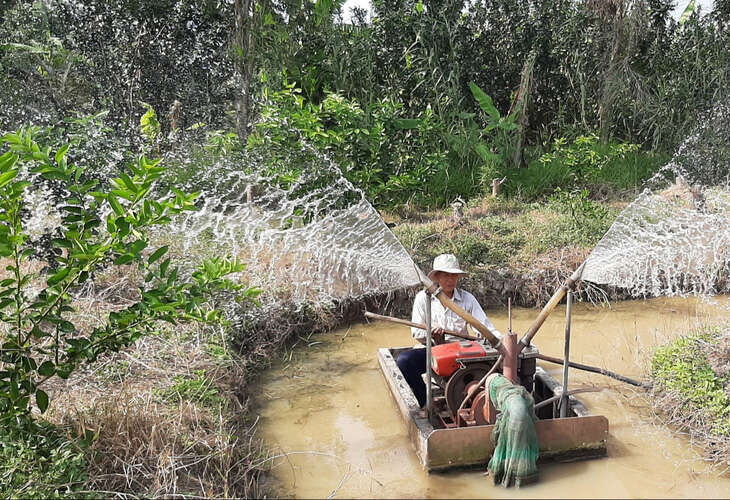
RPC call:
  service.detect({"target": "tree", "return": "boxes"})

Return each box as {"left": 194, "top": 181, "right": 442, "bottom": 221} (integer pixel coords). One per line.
{"left": 0, "top": 127, "right": 260, "bottom": 426}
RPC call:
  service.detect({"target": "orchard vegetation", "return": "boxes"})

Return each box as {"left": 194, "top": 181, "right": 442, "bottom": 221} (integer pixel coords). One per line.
{"left": 2, "top": 0, "right": 730, "bottom": 496}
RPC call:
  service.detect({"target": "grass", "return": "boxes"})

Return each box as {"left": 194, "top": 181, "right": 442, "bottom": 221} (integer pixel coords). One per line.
{"left": 649, "top": 324, "right": 730, "bottom": 465}
{"left": 156, "top": 370, "right": 226, "bottom": 409}
{"left": 500, "top": 143, "right": 669, "bottom": 201}
{"left": 41, "top": 322, "right": 271, "bottom": 498}
{"left": 392, "top": 194, "right": 618, "bottom": 274}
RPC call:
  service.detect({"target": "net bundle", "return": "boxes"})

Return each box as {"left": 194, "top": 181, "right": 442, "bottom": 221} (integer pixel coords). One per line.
{"left": 486, "top": 374, "right": 539, "bottom": 487}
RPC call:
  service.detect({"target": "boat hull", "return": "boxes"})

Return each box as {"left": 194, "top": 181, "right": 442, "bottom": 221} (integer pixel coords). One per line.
{"left": 378, "top": 347, "right": 609, "bottom": 471}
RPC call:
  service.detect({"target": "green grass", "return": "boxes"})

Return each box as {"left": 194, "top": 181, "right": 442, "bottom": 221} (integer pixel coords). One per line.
{"left": 590, "top": 149, "right": 669, "bottom": 191}
{"left": 651, "top": 327, "right": 730, "bottom": 436}
{"left": 156, "top": 370, "right": 225, "bottom": 409}
{"left": 393, "top": 194, "right": 618, "bottom": 272}
{"left": 500, "top": 142, "right": 669, "bottom": 200}
{"left": 0, "top": 422, "right": 91, "bottom": 498}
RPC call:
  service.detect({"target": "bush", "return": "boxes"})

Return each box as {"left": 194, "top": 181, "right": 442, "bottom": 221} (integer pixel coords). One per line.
{"left": 0, "top": 127, "right": 260, "bottom": 427}
{"left": 651, "top": 327, "right": 730, "bottom": 437}
{"left": 502, "top": 135, "right": 664, "bottom": 200}
{"left": 248, "top": 85, "right": 484, "bottom": 208}
{"left": 0, "top": 421, "right": 90, "bottom": 498}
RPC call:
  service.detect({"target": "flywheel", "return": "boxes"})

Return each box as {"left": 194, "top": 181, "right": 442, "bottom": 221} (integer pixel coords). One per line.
{"left": 445, "top": 364, "right": 490, "bottom": 417}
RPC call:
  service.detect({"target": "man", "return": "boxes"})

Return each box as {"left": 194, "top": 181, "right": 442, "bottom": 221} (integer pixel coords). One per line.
{"left": 396, "top": 253, "right": 501, "bottom": 408}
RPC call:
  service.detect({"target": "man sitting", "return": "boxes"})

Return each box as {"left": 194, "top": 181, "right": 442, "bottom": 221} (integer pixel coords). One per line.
{"left": 396, "top": 253, "right": 502, "bottom": 408}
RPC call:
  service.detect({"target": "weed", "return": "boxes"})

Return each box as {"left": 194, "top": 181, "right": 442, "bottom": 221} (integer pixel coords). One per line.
{"left": 0, "top": 421, "right": 91, "bottom": 498}
{"left": 501, "top": 137, "right": 667, "bottom": 200}
{"left": 651, "top": 326, "right": 730, "bottom": 437}
{"left": 156, "top": 370, "right": 225, "bottom": 409}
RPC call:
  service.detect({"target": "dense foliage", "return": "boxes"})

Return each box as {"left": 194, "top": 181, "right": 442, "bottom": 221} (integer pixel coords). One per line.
{"left": 2, "top": 0, "right": 729, "bottom": 208}
{"left": 0, "top": 128, "right": 259, "bottom": 425}
{"left": 651, "top": 327, "right": 730, "bottom": 436}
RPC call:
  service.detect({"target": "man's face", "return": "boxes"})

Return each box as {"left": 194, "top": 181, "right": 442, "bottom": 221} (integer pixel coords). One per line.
{"left": 434, "top": 271, "right": 460, "bottom": 294}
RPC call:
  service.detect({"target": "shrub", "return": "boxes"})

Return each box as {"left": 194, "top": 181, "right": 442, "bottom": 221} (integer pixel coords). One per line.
{"left": 0, "top": 126, "right": 260, "bottom": 427}
{"left": 651, "top": 327, "right": 730, "bottom": 437}
{"left": 0, "top": 420, "right": 90, "bottom": 498}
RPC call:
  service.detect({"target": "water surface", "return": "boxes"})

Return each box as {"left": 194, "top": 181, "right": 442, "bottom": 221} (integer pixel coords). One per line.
{"left": 257, "top": 296, "right": 730, "bottom": 498}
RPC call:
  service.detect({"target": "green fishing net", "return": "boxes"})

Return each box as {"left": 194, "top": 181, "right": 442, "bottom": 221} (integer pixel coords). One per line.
{"left": 487, "top": 374, "right": 539, "bottom": 487}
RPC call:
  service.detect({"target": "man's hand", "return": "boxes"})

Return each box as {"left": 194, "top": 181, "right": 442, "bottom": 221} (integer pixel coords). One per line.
{"left": 432, "top": 327, "right": 446, "bottom": 345}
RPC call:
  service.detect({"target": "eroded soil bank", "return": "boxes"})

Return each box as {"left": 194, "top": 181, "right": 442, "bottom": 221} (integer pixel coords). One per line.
{"left": 256, "top": 296, "right": 730, "bottom": 498}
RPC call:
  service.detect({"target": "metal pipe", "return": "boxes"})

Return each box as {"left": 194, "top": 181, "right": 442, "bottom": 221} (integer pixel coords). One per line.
{"left": 518, "top": 262, "right": 585, "bottom": 353}
{"left": 503, "top": 333, "right": 519, "bottom": 384}
{"left": 560, "top": 291, "right": 572, "bottom": 418}
{"left": 534, "top": 387, "right": 604, "bottom": 411}
{"left": 425, "top": 289, "right": 433, "bottom": 418}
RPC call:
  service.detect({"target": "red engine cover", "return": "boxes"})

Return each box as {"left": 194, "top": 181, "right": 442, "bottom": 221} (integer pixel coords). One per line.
{"left": 430, "top": 341, "right": 488, "bottom": 377}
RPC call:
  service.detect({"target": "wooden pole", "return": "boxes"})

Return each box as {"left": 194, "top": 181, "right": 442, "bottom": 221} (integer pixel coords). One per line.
{"left": 503, "top": 298, "right": 519, "bottom": 384}
{"left": 537, "top": 353, "right": 647, "bottom": 388}
{"left": 363, "top": 312, "right": 481, "bottom": 342}
{"left": 425, "top": 291, "right": 433, "bottom": 418}
{"left": 518, "top": 262, "right": 585, "bottom": 353}
{"left": 492, "top": 177, "right": 507, "bottom": 197}
{"left": 560, "top": 291, "right": 572, "bottom": 418}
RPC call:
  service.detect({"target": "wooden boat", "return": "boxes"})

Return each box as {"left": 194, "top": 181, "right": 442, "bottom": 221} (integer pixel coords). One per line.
{"left": 377, "top": 346, "right": 609, "bottom": 472}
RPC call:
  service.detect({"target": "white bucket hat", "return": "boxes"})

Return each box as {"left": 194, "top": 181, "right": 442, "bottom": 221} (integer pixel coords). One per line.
{"left": 428, "top": 253, "right": 467, "bottom": 279}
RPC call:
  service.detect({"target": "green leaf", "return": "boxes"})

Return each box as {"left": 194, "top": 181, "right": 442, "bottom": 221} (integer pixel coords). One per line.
{"left": 148, "top": 245, "right": 168, "bottom": 264}
{"left": 108, "top": 194, "right": 124, "bottom": 216}
{"left": 469, "top": 82, "right": 500, "bottom": 122}
{"left": 679, "top": 0, "right": 696, "bottom": 25}
{"left": 140, "top": 102, "right": 161, "bottom": 142}
{"left": 36, "top": 389, "right": 49, "bottom": 412}
{"left": 47, "top": 267, "right": 70, "bottom": 286}
{"left": 0, "top": 151, "right": 18, "bottom": 172}
{"left": 119, "top": 173, "right": 138, "bottom": 193}
{"left": 0, "top": 242, "right": 12, "bottom": 257}
{"left": 393, "top": 119, "right": 421, "bottom": 130}
{"left": 58, "top": 320, "right": 75, "bottom": 333}
{"left": 114, "top": 253, "right": 135, "bottom": 265}
{"left": 130, "top": 239, "right": 147, "bottom": 254}
{"left": 0, "top": 169, "right": 18, "bottom": 188}
{"left": 38, "top": 361, "right": 55, "bottom": 377}
{"left": 55, "top": 144, "right": 69, "bottom": 165}
{"left": 52, "top": 238, "right": 72, "bottom": 249}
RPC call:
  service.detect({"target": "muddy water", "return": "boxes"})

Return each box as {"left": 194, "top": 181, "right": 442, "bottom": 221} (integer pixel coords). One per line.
{"left": 256, "top": 297, "right": 730, "bottom": 498}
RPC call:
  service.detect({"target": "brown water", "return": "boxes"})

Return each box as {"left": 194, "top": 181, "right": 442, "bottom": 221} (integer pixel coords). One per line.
{"left": 256, "top": 296, "right": 730, "bottom": 498}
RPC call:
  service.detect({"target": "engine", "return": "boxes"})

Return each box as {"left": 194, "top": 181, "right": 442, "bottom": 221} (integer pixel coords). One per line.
{"left": 428, "top": 340, "right": 538, "bottom": 425}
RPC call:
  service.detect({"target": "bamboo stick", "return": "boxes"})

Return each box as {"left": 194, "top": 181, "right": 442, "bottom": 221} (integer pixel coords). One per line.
{"left": 363, "top": 312, "right": 480, "bottom": 341}
{"left": 537, "top": 353, "right": 647, "bottom": 388}
{"left": 560, "top": 291, "right": 573, "bottom": 418}
{"left": 425, "top": 290, "right": 433, "bottom": 418}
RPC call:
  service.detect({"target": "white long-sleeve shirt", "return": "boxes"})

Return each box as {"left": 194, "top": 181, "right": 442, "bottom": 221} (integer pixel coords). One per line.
{"left": 410, "top": 288, "right": 501, "bottom": 343}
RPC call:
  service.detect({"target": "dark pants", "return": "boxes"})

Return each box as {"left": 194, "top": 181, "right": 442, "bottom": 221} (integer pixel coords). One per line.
{"left": 396, "top": 348, "right": 427, "bottom": 408}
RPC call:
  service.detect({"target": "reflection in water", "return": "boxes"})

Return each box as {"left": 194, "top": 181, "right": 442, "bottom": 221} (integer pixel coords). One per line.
{"left": 257, "top": 297, "right": 730, "bottom": 498}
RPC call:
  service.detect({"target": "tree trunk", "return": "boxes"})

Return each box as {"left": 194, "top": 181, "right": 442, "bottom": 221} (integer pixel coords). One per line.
{"left": 598, "top": 1, "right": 626, "bottom": 144}
{"left": 234, "top": 0, "right": 253, "bottom": 143}
{"left": 511, "top": 51, "right": 535, "bottom": 168}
